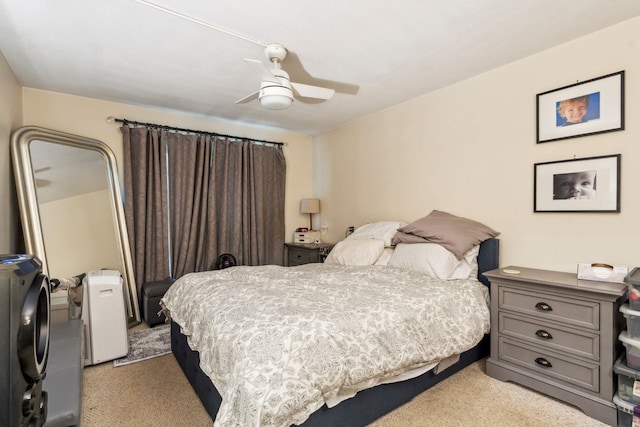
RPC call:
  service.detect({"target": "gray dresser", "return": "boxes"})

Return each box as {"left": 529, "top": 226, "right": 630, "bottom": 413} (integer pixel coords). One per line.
{"left": 484, "top": 266, "right": 627, "bottom": 425}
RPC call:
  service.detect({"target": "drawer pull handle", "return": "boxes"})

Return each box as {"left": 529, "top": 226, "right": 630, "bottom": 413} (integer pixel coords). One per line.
{"left": 535, "top": 357, "right": 552, "bottom": 368}
{"left": 297, "top": 255, "right": 302, "bottom": 259}
{"left": 535, "top": 330, "right": 553, "bottom": 340}
{"left": 535, "top": 302, "right": 552, "bottom": 312}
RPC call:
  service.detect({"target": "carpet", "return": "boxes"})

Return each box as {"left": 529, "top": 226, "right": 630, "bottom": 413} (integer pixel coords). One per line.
{"left": 113, "top": 324, "right": 171, "bottom": 367}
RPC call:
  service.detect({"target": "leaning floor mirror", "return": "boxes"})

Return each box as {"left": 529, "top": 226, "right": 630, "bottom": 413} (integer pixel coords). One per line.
{"left": 11, "top": 126, "right": 141, "bottom": 326}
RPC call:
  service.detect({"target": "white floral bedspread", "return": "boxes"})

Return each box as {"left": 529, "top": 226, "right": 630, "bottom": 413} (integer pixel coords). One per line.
{"left": 162, "top": 264, "right": 490, "bottom": 427}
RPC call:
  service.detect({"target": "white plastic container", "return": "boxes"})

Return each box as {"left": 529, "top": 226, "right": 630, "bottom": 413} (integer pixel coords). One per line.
{"left": 619, "top": 331, "right": 640, "bottom": 370}
{"left": 626, "top": 267, "right": 640, "bottom": 311}
{"left": 621, "top": 304, "right": 640, "bottom": 339}
{"left": 613, "top": 355, "right": 640, "bottom": 405}
{"left": 613, "top": 392, "right": 638, "bottom": 427}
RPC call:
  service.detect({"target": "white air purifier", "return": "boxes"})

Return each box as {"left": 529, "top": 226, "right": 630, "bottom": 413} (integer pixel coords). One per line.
{"left": 81, "top": 270, "right": 128, "bottom": 365}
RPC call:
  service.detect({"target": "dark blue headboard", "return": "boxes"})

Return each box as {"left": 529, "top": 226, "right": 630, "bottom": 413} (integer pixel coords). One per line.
{"left": 477, "top": 238, "right": 499, "bottom": 287}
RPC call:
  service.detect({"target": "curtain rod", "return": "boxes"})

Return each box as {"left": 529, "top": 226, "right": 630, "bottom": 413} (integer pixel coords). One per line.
{"left": 107, "top": 116, "right": 285, "bottom": 146}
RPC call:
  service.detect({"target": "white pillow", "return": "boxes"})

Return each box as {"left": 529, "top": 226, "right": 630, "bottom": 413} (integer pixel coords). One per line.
{"left": 388, "top": 243, "right": 479, "bottom": 279}
{"left": 346, "top": 221, "right": 407, "bottom": 247}
{"left": 325, "top": 239, "right": 386, "bottom": 266}
{"left": 449, "top": 245, "right": 480, "bottom": 279}
{"left": 374, "top": 248, "right": 394, "bottom": 266}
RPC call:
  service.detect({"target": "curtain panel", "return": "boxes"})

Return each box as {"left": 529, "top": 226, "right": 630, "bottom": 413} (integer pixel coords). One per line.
{"left": 121, "top": 125, "right": 286, "bottom": 297}
{"left": 121, "top": 126, "right": 170, "bottom": 300}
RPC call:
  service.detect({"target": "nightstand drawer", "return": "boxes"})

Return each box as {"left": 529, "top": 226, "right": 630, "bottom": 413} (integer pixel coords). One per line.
{"left": 498, "top": 286, "right": 599, "bottom": 330}
{"left": 288, "top": 248, "right": 319, "bottom": 266}
{"left": 498, "top": 338, "right": 599, "bottom": 393}
{"left": 499, "top": 312, "right": 599, "bottom": 360}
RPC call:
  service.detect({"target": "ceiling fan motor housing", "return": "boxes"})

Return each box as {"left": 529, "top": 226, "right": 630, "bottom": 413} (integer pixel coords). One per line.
{"left": 259, "top": 68, "right": 293, "bottom": 109}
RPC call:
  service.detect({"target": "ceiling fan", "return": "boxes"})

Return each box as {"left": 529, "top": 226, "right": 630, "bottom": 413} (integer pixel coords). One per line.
{"left": 134, "top": 0, "right": 335, "bottom": 110}
{"left": 236, "top": 43, "right": 335, "bottom": 110}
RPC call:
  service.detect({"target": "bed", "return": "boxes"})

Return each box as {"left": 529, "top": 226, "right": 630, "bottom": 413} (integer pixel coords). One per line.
{"left": 164, "top": 212, "right": 500, "bottom": 427}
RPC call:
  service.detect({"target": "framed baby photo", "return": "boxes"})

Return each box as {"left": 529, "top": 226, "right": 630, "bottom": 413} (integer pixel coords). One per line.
{"left": 536, "top": 71, "right": 624, "bottom": 143}
{"left": 534, "top": 154, "right": 620, "bottom": 213}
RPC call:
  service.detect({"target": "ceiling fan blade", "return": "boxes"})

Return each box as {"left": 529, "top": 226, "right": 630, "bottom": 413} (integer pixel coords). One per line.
{"left": 244, "top": 58, "right": 278, "bottom": 83}
{"left": 235, "top": 90, "right": 259, "bottom": 104}
{"left": 291, "top": 82, "right": 335, "bottom": 100}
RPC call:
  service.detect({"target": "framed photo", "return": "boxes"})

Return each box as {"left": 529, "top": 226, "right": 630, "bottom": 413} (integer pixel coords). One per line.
{"left": 534, "top": 154, "right": 620, "bottom": 212}
{"left": 536, "top": 71, "right": 624, "bottom": 143}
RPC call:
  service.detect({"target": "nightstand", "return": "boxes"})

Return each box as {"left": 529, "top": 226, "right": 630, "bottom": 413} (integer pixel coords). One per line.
{"left": 484, "top": 266, "right": 627, "bottom": 425}
{"left": 285, "top": 242, "right": 334, "bottom": 266}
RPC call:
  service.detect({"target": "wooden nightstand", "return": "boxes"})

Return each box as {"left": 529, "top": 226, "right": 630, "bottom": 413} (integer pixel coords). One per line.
{"left": 285, "top": 242, "right": 334, "bottom": 266}
{"left": 484, "top": 266, "right": 627, "bottom": 425}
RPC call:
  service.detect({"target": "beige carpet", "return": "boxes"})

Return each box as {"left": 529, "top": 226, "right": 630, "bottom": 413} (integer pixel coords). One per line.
{"left": 82, "top": 351, "right": 610, "bottom": 427}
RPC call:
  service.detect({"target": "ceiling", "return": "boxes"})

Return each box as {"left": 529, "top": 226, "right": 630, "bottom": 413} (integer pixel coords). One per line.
{"left": 1, "top": 1, "right": 640, "bottom": 136}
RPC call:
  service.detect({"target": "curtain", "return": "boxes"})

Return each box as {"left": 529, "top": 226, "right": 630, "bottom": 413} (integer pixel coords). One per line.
{"left": 165, "top": 132, "right": 214, "bottom": 277}
{"left": 121, "top": 126, "right": 169, "bottom": 300}
{"left": 208, "top": 138, "right": 286, "bottom": 266}
{"left": 121, "top": 125, "right": 286, "bottom": 297}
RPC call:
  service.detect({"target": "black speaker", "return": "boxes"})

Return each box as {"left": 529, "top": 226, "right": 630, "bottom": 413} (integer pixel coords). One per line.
{"left": 0, "top": 254, "right": 51, "bottom": 427}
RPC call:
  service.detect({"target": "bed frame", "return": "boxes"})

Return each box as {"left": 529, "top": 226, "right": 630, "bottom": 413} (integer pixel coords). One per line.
{"left": 171, "top": 238, "right": 499, "bottom": 426}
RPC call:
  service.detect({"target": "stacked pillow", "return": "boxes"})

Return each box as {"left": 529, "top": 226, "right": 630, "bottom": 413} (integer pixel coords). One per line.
{"left": 324, "top": 221, "right": 405, "bottom": 266}
{"left": 392, "top": 210, "right": 499, "bottom": 259}
{"left": 324, "top": 211, "right": 499, "bottom": 281}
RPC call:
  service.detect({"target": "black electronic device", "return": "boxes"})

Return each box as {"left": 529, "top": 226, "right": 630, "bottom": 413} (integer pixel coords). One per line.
{"left": 215, "top": 253, "right": 237, "bottom": 270}
{"left": 0, "top": 254, "right": 50, "bottom": 427}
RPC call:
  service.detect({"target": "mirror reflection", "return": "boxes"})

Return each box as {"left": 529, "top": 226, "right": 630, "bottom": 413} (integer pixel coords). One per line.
{"left": 11, "top": 127, "right": 140, "bottom": 325}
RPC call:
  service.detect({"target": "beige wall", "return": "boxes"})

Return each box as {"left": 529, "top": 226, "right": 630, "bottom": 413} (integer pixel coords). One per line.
{"left": 20, "top": 89, "right": 314, "bottom": 246}
{"left": 314, "top": 17, "right": 640, "bottom": 273}
{"left": 0, "top": 51, "right": 23, "bottom": 253}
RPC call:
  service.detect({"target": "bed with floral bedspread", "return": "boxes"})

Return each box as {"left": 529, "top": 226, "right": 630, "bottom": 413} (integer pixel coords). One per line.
{"left": 162, "top": 263, "right": 491, "bottom": 427}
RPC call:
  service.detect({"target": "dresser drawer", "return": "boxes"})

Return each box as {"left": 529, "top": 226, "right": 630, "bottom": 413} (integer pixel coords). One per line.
{"left": 498, "top": 286, "right": 599, "bottom": 330}
{"left": 499, "top": 312, "right": 599, "bottom": 360}
{"left": 498, "top": 337, "right": 599, "bottom": 392}
{"left": 288, "top": 248, "right": 319, "bottom": 266}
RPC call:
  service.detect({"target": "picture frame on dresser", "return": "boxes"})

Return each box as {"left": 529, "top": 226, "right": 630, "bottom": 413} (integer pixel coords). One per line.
{"left": 534, "top": 154, "right": 620, "bottom": 213}
{"left": 536, "top": 70, "right": 624, "bottom": 143}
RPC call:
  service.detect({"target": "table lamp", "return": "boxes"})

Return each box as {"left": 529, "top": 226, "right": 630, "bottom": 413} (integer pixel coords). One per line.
{"left": 300, "top": 199, "right": 320, "bottom": 230}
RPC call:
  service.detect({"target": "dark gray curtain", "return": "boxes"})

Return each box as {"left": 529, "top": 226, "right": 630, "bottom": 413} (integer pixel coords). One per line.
{"left": 121, "top": 126, "right": 170, "bottom": 299}
{"left": 208, "top": 138, "right": 286, "bottom": 266}
{"left": 121, "top": 125, "right": 286, "bottom": 297}
{"left": 165, "top": 132, "right": 214, "bottom": 277}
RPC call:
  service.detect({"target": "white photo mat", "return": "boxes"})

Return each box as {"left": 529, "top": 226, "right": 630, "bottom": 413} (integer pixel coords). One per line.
{"left": 534, "top": 154, "right": 620, "bottom": 212}
{"left": 536, "top": 71, "right": 624, "bottom": 143}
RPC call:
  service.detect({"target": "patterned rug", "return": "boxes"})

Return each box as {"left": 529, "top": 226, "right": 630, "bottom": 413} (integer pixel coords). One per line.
{"left": 113, "top": 324, "right": 171, "bottom": 367}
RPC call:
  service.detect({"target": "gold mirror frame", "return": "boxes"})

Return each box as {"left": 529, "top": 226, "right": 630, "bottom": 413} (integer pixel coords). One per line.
{"left": 11, "top": 126, "right": 140, "bottom": 326}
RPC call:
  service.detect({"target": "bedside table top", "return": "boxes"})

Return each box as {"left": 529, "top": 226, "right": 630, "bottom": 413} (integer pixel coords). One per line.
{"left": 285, "top": 242, "right": 334, "bottom": 250}
{"left": 484, "top": 265, "right": 627, "bottom": 296}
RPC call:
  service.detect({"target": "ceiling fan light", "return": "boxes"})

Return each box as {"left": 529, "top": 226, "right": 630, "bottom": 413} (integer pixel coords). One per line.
{"left": 260, "top": 94, "right": 293, "bottom": 110}
{"left": 259, "top": 85, "right": 293, "bottom": 110}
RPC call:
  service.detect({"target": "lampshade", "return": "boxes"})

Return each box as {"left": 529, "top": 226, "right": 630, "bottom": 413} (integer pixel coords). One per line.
{"left": 300, "top": 199, "right": 320, "bottom": 214}
{"left": 300, "top": 199, "right": 320, "bottom": 230}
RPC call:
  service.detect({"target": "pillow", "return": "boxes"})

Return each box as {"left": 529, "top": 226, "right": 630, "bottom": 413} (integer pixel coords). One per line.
{"left": 374, "top": 248, "right": 394, "bottom": 266}
{"left": 395, "top": 210, "right": 498, "bottom": 259}
{"left": 449, "top": 244, "right": 480, "bottom": 280}
{"left": 391, "top": 231, "right": 429, "bottom": 245}
{"left": 324, "top": 239, "right": 385, "bottom": 266}
{"left": 388, "top": 243, "right": 479, "bottom": 279}
{"left": 346, "top": 221, "right": 407, "bottom": 247}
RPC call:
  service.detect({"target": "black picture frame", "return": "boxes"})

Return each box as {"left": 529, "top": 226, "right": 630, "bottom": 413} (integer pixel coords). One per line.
{"left": 534, "top": 154, "right": 620, "bottom": 213}
{"left": 536, "top": 71, "right": 624, "bottom": 143}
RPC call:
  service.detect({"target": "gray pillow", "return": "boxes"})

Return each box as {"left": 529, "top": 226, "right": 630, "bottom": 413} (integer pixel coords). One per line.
{"left": 395, "top": 210, "right": 499, "bottom": 259}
